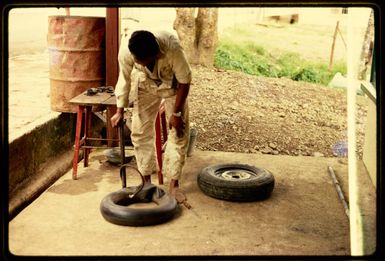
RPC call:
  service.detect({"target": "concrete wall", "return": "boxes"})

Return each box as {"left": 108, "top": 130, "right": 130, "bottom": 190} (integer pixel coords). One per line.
{"left": 9, "top": 113, "right": 76, "bottom": 194}
{"left": 362, "top": 95, "right": 377, "bottom": 188}
{"left": 8, "top": 112, "right": 105, "bottom": 219}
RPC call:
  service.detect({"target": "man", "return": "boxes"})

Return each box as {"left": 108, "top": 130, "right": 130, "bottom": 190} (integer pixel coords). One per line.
{"left": 110, "top": 30, "right": 192, "bottom": 198}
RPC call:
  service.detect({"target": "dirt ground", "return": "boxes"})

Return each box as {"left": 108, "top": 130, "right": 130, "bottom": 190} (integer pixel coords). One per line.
{"left": 189, "top": 64, "right": 368, "bottom": 158}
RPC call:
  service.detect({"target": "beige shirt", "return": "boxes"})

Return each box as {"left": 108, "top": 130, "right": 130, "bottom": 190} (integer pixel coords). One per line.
{"left": 114, "top": 30, "right": 192, "bottom": 108}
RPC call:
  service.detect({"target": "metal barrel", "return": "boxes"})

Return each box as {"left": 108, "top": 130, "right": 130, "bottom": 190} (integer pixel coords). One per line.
{"left": 47, "top": 16, "right": 105, "bottom": 112}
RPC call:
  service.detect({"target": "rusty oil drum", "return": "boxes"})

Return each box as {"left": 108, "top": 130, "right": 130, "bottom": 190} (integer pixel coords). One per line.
{"left": 47, "top": 16, "right": 105, "bottom": 112}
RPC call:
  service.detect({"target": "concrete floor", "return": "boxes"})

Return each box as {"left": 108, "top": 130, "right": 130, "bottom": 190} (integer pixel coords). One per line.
{"left": 8, "top": 149, "right": 376, "bottom": 256}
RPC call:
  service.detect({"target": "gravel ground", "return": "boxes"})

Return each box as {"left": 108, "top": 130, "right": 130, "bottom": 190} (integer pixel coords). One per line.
{"left": 189, "top": 65, "right": 368, "bottom": 158}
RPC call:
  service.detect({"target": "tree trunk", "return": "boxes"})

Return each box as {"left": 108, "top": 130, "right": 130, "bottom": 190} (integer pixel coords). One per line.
{"left": 358, "top": 10, "right": 374, "bottom": 80}
{"left": 174, "top": 8, "right": 198, "bottom": 64}
{"left": 174, "top": 8, "right": 218, "bottom": 67}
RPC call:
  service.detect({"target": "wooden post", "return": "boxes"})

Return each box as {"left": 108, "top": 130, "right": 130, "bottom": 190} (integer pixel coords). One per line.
{"left": 105, "top": 8, "right": 120, "bottom": 147}
{"left": 329, "top": 21, "right": 339, "bottom": 71}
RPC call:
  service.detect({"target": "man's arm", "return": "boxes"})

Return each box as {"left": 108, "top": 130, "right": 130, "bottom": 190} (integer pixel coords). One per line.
{"left": 115, "top": 44, "right": 134, "bottom": 108}
{"left": 168, "top": 39, "right": 192, "bottom": 137}
{"left": 173, "top": 82, "right": 190, "bottom": 114}
{"left": 170, "top": 41, "right": 192, "bottom": 115}
{"left": 111, "top": 40, "right": 134, "bottom": 127}
{"left": 168, "top": 82, "right": 190, "bottom": 138}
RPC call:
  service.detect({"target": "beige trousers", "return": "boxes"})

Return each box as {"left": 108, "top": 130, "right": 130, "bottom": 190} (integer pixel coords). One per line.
{"left": 130, "top": 69, "right": 190, "bottom": 181}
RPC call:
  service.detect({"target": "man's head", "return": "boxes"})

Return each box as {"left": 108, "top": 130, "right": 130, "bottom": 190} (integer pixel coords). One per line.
{"left": 128, "top": 30, "right": 160, "bottom": 66}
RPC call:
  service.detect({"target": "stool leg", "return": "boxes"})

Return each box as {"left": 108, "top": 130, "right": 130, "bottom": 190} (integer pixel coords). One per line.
{"left": 155, "top": 112, "right": 164, "bottom": 185}
{"left": 83, "top": 106, "right": 92, "bottom": 167}
{"left": 107, "top": 105, "right": 118, "bottom": 147}
{"left": 73, "top": 105, "right": 84, "bottom": 180}
{"left": 160, "top": 108, "right": 168, "bottom": 144}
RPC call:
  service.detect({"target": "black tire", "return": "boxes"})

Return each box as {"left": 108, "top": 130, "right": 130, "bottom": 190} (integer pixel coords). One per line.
{"left": 100, "top": 184, "right": 178, "bottom": 226}
{"left": 197, "top": 163, "right": 275, "bottom": 201}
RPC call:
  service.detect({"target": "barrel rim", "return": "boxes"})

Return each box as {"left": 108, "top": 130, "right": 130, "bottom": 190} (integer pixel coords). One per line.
{"left": 48, "top": 15, "right": 105, "bottom": 20}
{"left": 49, "top": 78, "right": 105, "bottom": 82}
{"left": 47, "top": 47, "right": 104, "bottom": 52}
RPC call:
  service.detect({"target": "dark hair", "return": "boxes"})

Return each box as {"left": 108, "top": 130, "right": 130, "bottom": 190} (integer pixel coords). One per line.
{"left": 128, "top": 30, "right": 159, "bottom": 60}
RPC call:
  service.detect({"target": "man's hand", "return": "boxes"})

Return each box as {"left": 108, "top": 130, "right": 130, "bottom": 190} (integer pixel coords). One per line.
{"left": 168, "top": 82, "right": 189, "bottom": 138}
{"left": 111, "top": 109, "right": 124, "bottom": 127}
{"left": 169, "top": 115, "right": 185, "bottom": 138}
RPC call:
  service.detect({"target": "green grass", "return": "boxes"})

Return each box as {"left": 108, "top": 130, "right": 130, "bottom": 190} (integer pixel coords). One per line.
{"left": 214, "top": 38, "right": 347, "bottom": 86}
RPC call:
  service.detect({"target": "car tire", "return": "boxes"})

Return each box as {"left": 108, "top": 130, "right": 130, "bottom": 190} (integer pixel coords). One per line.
{"left": 100, "top": 184, "right": 178, "bottom": 226}
{"left": 197, "top": 163, "right": 275, "bottom": 201}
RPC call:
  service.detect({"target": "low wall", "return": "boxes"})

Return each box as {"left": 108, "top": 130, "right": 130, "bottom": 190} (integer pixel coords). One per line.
{"left": 9, "top": 113, "right": 75, "bottom": 193}
{"left": 8, "top": 112, "right": 105, "bottom": 219}
{"left": 361, "top": 81, "right": 376, "bottom": 188}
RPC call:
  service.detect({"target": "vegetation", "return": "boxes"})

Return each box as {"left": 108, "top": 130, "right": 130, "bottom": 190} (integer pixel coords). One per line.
{"left": 214, "top": 34, "right": 347, "bottom": 86}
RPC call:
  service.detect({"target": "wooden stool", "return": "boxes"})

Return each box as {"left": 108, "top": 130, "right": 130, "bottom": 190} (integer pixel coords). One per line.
{"left": 70, "top": 91, "right": 167, "bottom": 183}
{"left": 70, "top": 89, "right": 119, "bottom": 180}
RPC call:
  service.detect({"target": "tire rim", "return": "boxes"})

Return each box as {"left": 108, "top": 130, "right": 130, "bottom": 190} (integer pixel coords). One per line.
{"left": 218, "top": 169, "right": 253, "bottom": 180}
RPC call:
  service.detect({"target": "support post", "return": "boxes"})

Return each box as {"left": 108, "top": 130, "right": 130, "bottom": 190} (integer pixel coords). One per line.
{"left": 347, "top": 8, "right": 364, "bottom": 256}
{"left": 106, "top": 8, "right": 120, "bottom": 147}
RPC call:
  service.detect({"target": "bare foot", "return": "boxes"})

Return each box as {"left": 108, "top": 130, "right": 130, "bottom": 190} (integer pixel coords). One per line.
{"left": 169, "top": 179, "right": 191, "bottom": 208}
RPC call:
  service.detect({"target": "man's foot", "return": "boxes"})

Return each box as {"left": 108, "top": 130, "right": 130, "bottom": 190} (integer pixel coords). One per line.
{"left": 168, "top": 179, "right": 191, "bottom": 209}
